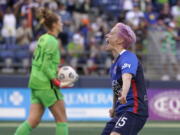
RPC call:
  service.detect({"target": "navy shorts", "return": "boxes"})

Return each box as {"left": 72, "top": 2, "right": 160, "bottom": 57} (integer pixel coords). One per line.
{"left": 101, "top": 112, "right": 147, "bottom": 135}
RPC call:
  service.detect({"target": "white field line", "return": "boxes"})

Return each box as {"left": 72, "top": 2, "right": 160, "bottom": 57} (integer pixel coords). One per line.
{"left": 0, "top": 123, "right": 180, "bottom": 128}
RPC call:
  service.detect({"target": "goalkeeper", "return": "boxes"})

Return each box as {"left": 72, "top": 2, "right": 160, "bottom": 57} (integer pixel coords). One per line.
{"left": 14, "top": 8, "right": 73, "bottom": 135}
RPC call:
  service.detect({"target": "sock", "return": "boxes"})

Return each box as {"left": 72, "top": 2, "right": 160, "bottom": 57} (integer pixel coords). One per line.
{"left": 56, "top": 122, "right": 68, "bottom": 135}
{"left": 14, "top": 121, "right": 32, "bottom": 135}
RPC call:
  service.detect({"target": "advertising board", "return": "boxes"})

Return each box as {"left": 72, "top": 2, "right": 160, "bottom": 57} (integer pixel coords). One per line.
{"left": 0, "top": 88, "right": 180, "bottom": 121}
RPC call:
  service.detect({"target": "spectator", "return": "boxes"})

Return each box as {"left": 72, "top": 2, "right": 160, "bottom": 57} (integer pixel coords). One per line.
{"left": 67, "top": 33, "right": 84, "bottom": 70}
{"left": 56, "top": 3, "right": 72, "bottom": 30}
{"left": 90, "top": 17, "right": 108, "bottom": 45}
{"left": 0, "top": 0, "right": 7, "bottom": 12}
{"left": 134, "top": 18, "right": 148, "bottom": 61}
{"left": 1, "top": 7, "right": 16, "bottom": 49}
{"left": 144, "top": 3, "right": 159, "bottom": 25}
{"left": 0, "top": 0, "right": 179, "bottom": 78}
{"left": 123, "top": 0, "right": 134, "bottom": 11}
{"left": 161, "top": 22, "right": 180, "bottom": 80}
{"left": 73, "top": 0, "right": 91, "bottom": 30}
{"left": 66, "top": 0, "right": 76, "bottom": 14}
{"left": 48, "top": 0, "right": 58, "bottom": 11}
{"left": 159, "top": 3, "right": 172, "bottom": 25}
{"left": 86, "top": 38, "right": 99, "bottom": 75}
{"left": 57, "top": 2, "right": 72, "bottom": 46}
{"left": 79, "top": 15, "right": 90, "bottom": 49}
{"left": 171, "top": 1, "right": 180, "bottom": 20}
{"left": 15, "top": 19, "right": 32, "bottom": 73}
{"left": 1, "top": 57, "right": 14, "bottom": 73}
{"left": 76, "top": 0, "right": 91, "bottom": 14}
{"left": 154, "top": 0, "right": 169, "bottom": 11}
{"left": 125, "top": 4, "right": 144, "bottom": 28}
{"left": 16, "top": 19, "right": 33, "bottom": 47}
{"left": 20, "top": 0, "right": 32, "bottom": 17}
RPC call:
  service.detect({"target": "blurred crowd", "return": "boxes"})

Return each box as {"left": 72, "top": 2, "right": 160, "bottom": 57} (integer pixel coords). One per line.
{"left": 0, "top": 0, "right": 180, "bottom": 79}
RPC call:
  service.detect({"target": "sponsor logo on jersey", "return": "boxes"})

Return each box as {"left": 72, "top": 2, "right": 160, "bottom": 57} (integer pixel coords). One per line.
{"left": 122, "top": 63, "right": 131, "bottom": 70}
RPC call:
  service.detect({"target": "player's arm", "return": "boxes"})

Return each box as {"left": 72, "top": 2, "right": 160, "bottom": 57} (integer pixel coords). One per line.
{"left": 41, "top": 40, "right": 72, "bottom": 88}
{"left": 119, "top": 55, "right": 138, "bottom": 104}
{"left": 42, "top": 53, "right": 73, "bottom": 88}
{"left": 109, "top": 91, "right": 118, "bottom": 117}
{"left": 119, "top": 73, "right": 132, "bottom": 104}
{"left": 51, "top": 78, "right": 74, "bottom": 88}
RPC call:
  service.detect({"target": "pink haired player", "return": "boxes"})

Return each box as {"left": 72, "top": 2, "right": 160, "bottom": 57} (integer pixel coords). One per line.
{"left": 101, "top": 23, "right": 148, "bottom": 135}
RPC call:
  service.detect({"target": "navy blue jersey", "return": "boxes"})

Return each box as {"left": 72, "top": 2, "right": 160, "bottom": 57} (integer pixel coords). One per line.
{"left": 110, "top": 50, "right": 148, "bottom": 117}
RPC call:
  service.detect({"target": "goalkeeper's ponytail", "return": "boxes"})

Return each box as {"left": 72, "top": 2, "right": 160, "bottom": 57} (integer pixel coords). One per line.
{"left": 38, "top": 8, "right": 59, "bottom": 30}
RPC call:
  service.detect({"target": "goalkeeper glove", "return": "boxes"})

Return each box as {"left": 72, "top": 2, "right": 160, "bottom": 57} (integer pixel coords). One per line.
{"left": 51, "top": 79, "right": 74, "bottom": 88}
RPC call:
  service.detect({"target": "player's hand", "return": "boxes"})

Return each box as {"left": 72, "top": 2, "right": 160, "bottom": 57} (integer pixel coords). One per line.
{"left": 118, "top": 92, "right": 127, "bottom": 104}
{"left": 60, "top": 81, "right": 74, "bottom": 88}
{"left": 51, "top": 79, "right": 74, "bottom": 88}
{"left": 109, "top": 108, "right": 115, "bottom": 118}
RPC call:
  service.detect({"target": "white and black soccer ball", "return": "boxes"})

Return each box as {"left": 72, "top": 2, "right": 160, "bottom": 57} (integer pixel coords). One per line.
{"left": 58, "top": 66, "right": 79, "bottom": 83}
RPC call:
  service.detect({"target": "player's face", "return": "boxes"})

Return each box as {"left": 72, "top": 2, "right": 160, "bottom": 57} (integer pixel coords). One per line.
{"left": 54, "top": 18, "right": 63, "bottom": 33}
{"left": 105, "top": 25, "right": 121, "bottom": 51}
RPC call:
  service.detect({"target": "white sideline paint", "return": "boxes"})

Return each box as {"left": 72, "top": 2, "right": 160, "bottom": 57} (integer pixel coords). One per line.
{"left": 48, "top": 108, "right": 109, "bottom": 118}
{"left": 0, "top": 108, "right": 25, "bottom": 118}
{"left": 0, "top": 123, "right": 180, "bottom": 128}
{"left": 67, "top": 108, "right": 109, "bottom": 118}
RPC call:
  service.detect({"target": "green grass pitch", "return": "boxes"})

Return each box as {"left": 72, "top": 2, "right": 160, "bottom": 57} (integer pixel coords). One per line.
{"left": 0, "top": 121, "right": 180, "bottom": 135}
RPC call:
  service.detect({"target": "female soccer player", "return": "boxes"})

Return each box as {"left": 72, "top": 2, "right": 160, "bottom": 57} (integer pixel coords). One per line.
{"left": 101, "top": 23, "right": 148, "bottom": 135}
{"left": 14, "top": 8, "right": 73, "bottom": 135}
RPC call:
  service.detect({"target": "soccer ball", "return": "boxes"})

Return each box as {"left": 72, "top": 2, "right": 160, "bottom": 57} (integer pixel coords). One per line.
{"left": 58, "top": 66, "right": 79, "bottom": 83}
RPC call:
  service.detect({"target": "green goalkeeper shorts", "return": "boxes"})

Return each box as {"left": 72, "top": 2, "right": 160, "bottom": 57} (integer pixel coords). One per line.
{"left": 31, "top": 88, "right": 64, "bottom": 107}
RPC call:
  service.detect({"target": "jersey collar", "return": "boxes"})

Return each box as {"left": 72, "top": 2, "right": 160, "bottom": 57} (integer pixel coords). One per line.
{"left": 119, "top": 49, "right": 126, "bottom": 55}
{"left": 47, "top": 33, "right": 57, "bottom": 39}
{"left": 113, "top": 49, "right": 127, "bottom": 64}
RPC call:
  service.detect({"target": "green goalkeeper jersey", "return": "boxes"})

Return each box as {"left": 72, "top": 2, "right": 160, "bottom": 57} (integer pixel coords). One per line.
{"left": 28, "top": 33, "right": 60, "bottom": 90}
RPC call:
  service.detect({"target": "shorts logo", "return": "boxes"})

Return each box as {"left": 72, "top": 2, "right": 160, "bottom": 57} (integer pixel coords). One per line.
{"left": 122, "top": 63, "right": 131, "bottom": 70}
{"left": 115, "top": 116, "right": 128, "bottom": 128}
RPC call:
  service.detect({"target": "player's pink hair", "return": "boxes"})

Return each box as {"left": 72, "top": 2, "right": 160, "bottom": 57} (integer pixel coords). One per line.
{"left": 116, "top": 23, "right": 136, "bottom": 49}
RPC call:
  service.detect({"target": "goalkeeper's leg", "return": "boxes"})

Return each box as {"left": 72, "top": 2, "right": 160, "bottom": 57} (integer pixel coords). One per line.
{"left": 14, "top": 104, "right": 45, "bottom": 135}
{"left": 49, "top": 100, "right": 68, "bottom": 135}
